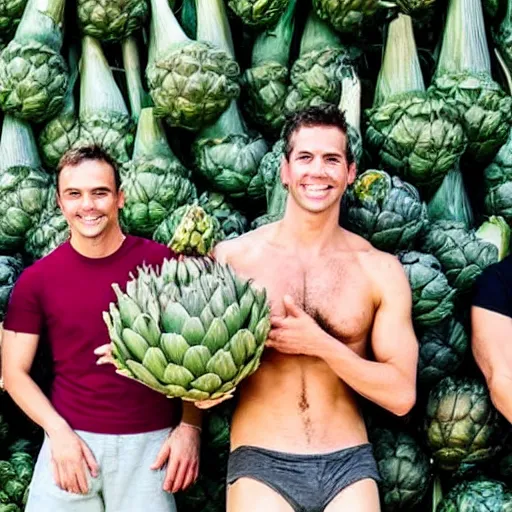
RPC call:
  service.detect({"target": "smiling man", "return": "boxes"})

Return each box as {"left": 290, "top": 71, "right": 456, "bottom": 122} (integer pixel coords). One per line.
{"left": 209, "top": 106, "right": 419, "bottom": 512}
{"left": 1, "top": 146, "right": 201, "bottom": 511}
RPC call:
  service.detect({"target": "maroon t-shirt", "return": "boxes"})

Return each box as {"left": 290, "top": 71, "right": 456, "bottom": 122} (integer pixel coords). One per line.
{"left": 4, "top": 236, "right": 181, "bottom": 434}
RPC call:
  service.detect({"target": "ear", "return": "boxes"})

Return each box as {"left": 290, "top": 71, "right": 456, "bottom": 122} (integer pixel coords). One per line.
{"left": 347, "top": 162, "right": 357, "bottom": 185}
{"left": 280, "top": 156, "right": 289, "bottom": 188}
{"left": 117, "top": 189, "right": 125, "bottom": 209}
{"left": 55, "top": 191, "right": 62, "bottom": 209}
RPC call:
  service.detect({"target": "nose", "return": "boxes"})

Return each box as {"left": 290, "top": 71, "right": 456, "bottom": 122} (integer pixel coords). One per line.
{"left": 81, "top": 194, "right": 94, "bottom": 210}
{"left": 310, "top": 157, "right": 329, "bottom": 177}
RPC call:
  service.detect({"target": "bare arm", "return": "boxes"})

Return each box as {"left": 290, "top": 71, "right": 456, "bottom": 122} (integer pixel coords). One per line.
{"left": 268, "top": 255, "right": 418, "bottom": 416}
{"left": 472, "top": 306, "right": 512, "bottom": 423}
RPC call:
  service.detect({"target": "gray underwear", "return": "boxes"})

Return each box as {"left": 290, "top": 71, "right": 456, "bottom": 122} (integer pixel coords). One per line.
{"left": 226, "top": 443, "right": 381, "bottom": 512}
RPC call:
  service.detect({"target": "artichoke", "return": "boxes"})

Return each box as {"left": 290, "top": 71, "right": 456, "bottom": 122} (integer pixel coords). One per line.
{"left": 417, "top": 317, "right": 468, "bottom": 390}
{"left": 0, "top": 0, "right": 68, "bottom": 123}
{"left": 313, "top": 0, "right": 388, "bottom": 37}
{"left": 370, "top": 427, "right": 432, "bottom": 511}
{"left": 38, "top": 47, "right": 80, "bottom": 170}
{"left": 428, "top": 0, "right": 512, "bottom": 164}
{"left": 425, "top": 376, "right": 506, "bottom": 471}
{"left": 77, "top": 0, "right": 148, "bottom": 42}
{"left": 494, "top": 0, "right": 512, "bottom": 75}
{"left": 365, "top": 15, "right": 466, "bottom": 195}
{"left": 339, "top": 69, "right": 363, "bottom": 169}
{"left": 427, "top": 168, "right": 473, "bottom": 228}
{"left": 0, "top": 255, "right": 23, "bottom": 321}
{"left": 227, "top": 0, "right": 289, "bottom": 27}
{"left": 484, "top": 128, "right": 512, "bottom": 225}
{"left": 146, "top": 0, "right": 240, "bottom": 131}
{"left": 198, "top": 191, "right": 248, "bottom": 239}
{"left": 420, "top": 220, "right": 499, "bottom": 294}
{"left": 121, "top": 107, "right": 197, "bottom": 238}
{"left": 24, "top": 185, "right": 68, "bottom": 262}
{"left": 438, "top": 479, "right": 512, "bottom": 512}
{"left": 242, "top": 0, "right": 296, "bottom": 137}
{"left": 284, "top": 11, "right": 355, "bottom": 115}
{"left": 398, "top": 251, "right": 456, "bottom": 327}
{"left": 74, "top": 36, "right": 135, "bottom": 165}
{"left": 0, "top": 0, "right": 27, "bottom": 46}
{"left": 0, "top": 116, "right": 50, "bottom": 253}
{"left": 193, "top": 101, "right": 267, "bottom": 202}
{"left": 342, "top": 170, "right": 427, "bottom": 254}
{"left": 153, "top": 204, "right": 222, "bottom": 256}
{"left": 476, "top": 215, "right": 510, "bottom": 260}
{"left": 104, "top": 257, "right": 271, "bottom": 402}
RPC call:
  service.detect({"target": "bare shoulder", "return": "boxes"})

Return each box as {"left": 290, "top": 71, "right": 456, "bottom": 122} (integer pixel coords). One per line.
{"left": 213, "top": 224, "right": 276, "bottom": 266}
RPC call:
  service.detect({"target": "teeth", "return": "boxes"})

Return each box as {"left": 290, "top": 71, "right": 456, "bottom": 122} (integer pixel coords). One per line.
{"left": 304, "top": 185, "right": 328, "bottom": 191}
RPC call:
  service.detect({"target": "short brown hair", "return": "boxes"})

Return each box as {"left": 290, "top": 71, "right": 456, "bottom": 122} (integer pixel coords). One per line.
{"left": 282, "top": 105, "right": 354, "bottom": 166}
{"left": 56, "top": 145, "right": 121, "bottom": 193}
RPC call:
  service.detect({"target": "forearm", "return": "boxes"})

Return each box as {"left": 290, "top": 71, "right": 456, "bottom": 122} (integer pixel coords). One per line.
{"left": 489, "top": 375, "right": 512, "bottom": 423}
{"left": 318, "top": 334, "right": 416, "bottom": 416}
{"left": 181, "top": 402, "right": 202, "bottom": 429}
{"left": 3, "top": 370, "right": 69, "bottom": 436}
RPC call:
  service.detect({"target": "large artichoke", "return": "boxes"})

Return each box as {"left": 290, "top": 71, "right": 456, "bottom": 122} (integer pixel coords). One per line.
{"left": 484, "top": 128, "right": 512, "bottom": 225}
{"left": 121, "top": 108, "right": 197, "bottom": 237}
{"left": 77, "top": 0, "right": 148, "bottom": 42}
{"left": 425, "top": 376, "right": 506, "bottom": 471}
{"left": 398, "top": 251, "right": 456, "bottom": 327}
{"left": 370, "top": 427, "right": 432, "bottom": 511}
{"left": 198, "top": 191, "right": 248, "bottom": 239}
{"left": 241, "top": 0, "right": 296, "bottom": 137}
{"left": 428, "top": 0, "right": 512, "bottom": 164}
{"left": 0, "top": 255, "right": 23, "bottom": 321}
{"left": 420, "top": 220, "right": 499, "bottom": 294}
{"left": 104, "top": 257, "right": 270, "bottom": 402}
{"left": 227, "top": 0, "right": 289, "bottom": 27}
{"left": 75, "top": 37, "right": 135, "bottom": 165}
{"left": 366, "top": 15, "right": 466, "bottom": 195}
{"left": 146, "top": 0, "right": 240, "bottom": 131}
{"left": 438, "top": 479, "right": 512, "bottom": 512}
{"left": 0, "top": 0, "right": 68, "bottom": 123}
{"left": 193, "top": 101, "right": 267, "bottom": 202}
{"left": 284, "top": 11, "right": 355, "bottom": 115}
{"left": 342, "top": 170, "right": 427, "bottom": 254}
{"left": 417, "top": 317, "right": 469, "bottom": 390}
{"left": 153, "top": 204, "right": 222, "bottom": 256}
{"left": 0, "top": 116, "right": 50, "bottom": 253}
{"left": 24, "top": 186, "right": 68, "bottom": 262}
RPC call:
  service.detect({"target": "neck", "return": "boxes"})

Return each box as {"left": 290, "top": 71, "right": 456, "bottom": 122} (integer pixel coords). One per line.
{"left": 69, "top": 226, "right": 126, "bottom": 259}
{"left": 275, "top": 197, "right": 342, "bottom": 255}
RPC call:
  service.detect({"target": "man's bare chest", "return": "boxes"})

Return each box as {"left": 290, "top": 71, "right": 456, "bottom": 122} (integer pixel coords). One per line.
{"left": 237, "top": 257, "right": 376, "bottom": 343}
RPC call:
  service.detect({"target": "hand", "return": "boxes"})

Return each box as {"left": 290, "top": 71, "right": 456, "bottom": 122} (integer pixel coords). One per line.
{"left": 94, "top": 344, "right": 114, "bottom": 366}
{"left": 267, "top": 295, "right": 325, "bottom": 357}
{"left": 48, "top": 426, "right": 99, "bottom": 494}
{"left": 194, "top": 389, "right": 235, "bottom": 410}
{"left": 151, "top": 423, "right": 201, "bottom": 493}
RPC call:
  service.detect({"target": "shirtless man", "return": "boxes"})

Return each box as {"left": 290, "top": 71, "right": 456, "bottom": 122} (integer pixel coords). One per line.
{"left": 211, "top": 105, "right": 419, "bottom": 512}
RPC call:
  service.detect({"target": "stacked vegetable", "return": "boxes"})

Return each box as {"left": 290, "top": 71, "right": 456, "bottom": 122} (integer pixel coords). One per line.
{"left": 0, "top": 0, "right": 511, "bottom": 509}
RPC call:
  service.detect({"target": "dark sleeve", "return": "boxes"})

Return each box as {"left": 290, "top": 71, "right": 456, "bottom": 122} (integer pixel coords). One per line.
{"left": 3, "top": 267, "right": 43, "bottom": 334}
{"left": 472, "top": 264, "right": 512, "bottom": 318}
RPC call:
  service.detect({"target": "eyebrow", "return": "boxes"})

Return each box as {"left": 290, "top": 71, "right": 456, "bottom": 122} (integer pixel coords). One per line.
{"left": 62, "top": 187, "right": 113, "bottom": 193}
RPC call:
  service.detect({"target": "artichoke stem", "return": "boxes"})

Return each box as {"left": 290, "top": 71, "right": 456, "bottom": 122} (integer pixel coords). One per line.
{"left": 0, "top": 116, "right": 42, "bottom": 172}
{"left": 123, "top": 37, "right": 149, "bottom": 121}
{"left": 199, "top": 100, "right": 246, "bottom": 138}
{"left": 148, "top": 0, "right": 190, "bottom": 64}
{"left": 436, "top": 0, "right": 491, "bottom": 75}
{"left": 133, "top": 107, "right": 177, "bottom": 160}
{"left": 374, "top": 14, "right": 425, "bottom": 107}
{"left": 299, "top": 10, "right": 341, "bottom": 55}
{"left": 195, "top": 0, "right": 234, "bottom": 57}
{"left": 15, "top": 0, "right": 66, "bottom": 51}
{"left": 339, "top": 70, "right": 361, "bottom": 133}
{"left": 251, "top": 0, "right": 297, "bottom": 67}
{"left": 80, "top": 36, "right": 129, "bottom": 117}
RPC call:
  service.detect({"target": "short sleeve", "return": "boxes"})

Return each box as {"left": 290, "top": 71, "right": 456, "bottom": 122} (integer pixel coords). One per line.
{"left": 472, "top": 264, "right": 512, "bottom": 318}
{"left": 3, "top": 267, "right": 43, "bottom": 334}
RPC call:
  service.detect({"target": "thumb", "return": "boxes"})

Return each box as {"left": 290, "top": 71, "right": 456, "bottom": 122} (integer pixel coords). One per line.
{"left": 151, "top": 442, "right": 170, "bottom": 470}
{"left": 283, "top": 295, "right": 302, "bottom": 317}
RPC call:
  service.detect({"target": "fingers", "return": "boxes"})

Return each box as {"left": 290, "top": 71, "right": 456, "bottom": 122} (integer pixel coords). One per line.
{"left": 58, "top": 461, "right": 82, "bottom": 494}
{"left": 270, "top": 316, "right": 286, "bottom": 329}
{"left": 163, "top": 457, "right": 180, "bottom": 493}
{"left": 80, "top": 440, "right": 99, "bottom": 478}
{"left": 282, "top": 295, "right": 302, "bottom": 317}
{"left": 151, "top": 442, "right": 170, "bottom": 470}
{"left": 51, "top": 458, "right": 62, "bottom": 490}
{"left": 170, "top": 461, "right": 188, "bottom": 493}
{"left": 76, "top": 462, "right": 90, "bottom": 494}
{"left": 93, "top": 344, "right": 111, "bottom": 356}
{"left": 181, "top": 462, "right": 199, "bottom": 492}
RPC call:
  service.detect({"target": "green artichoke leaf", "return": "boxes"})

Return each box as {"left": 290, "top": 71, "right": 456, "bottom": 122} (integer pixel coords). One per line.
{"left": 122, "top": 328, "right": 150, "bottom": 362}
{"left": 229, "top": 329, "right": 257, "bottom": 365}
{"left": 162, "top": 302, "right": 190, "bottom": 334}
{"left": 206, "top": 350, "right": 238, "bottom": 382}
{"left": 476, "top": 215, "right": 511, "bottom": 260}
{"left": 0, "top": 255, "right": 23, "bottom": 322}
{"left": 190, "top": 373, "right": 223, "bottom": 393}
{"left": 160, "top": 333, "right": 190, "bottom": 365}
{"left": 142, "top": 347, "right": 168, "bottom": 381}
{"left": 198, "top": 191, "right": 248, "bottom": 239}
{"left": 227, "top": 0, "right": 290, "bottom": 27}
{"left": 202, "top": 318, "right": 230, "bottom": 354}
{"left": 183, "top": 345, "right": 211, "bottom": 377}
{"left": 162, "top": 362, "right": 195, "bottom": 387}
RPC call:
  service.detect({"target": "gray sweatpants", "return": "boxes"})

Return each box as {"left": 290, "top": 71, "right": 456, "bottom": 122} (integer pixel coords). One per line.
{"left": 25, "top": 428, "right": 177, "bottom": 512}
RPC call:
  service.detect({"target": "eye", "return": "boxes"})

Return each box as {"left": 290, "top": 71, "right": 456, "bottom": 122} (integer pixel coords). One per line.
{"left": 94, "top": 191, "right": 107, "bottom": 197}
{"left": 68, "top": 191, "right": 79, "bottom": 197}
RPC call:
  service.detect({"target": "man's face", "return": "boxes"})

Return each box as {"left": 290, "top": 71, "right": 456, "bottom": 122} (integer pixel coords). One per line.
{"left": 57, "top": 159, "right": 124, "bottom": 241}
{"left": 281, "top": 125, "right": 356, "bottom": 214}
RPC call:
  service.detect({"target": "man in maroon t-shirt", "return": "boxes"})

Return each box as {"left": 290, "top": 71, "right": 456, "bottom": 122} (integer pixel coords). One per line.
{"left": 2, "top": 146, "right": 201, "bottom": 511}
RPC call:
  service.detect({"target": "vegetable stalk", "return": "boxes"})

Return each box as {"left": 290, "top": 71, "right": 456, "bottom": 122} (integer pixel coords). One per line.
{"left": 196, "top": 0, "right": 234, "bottom": 56}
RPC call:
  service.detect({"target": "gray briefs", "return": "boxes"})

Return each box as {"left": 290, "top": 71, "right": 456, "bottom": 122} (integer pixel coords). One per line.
{"left": 226, "top": 443, "right": 381, "bottom": 512}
